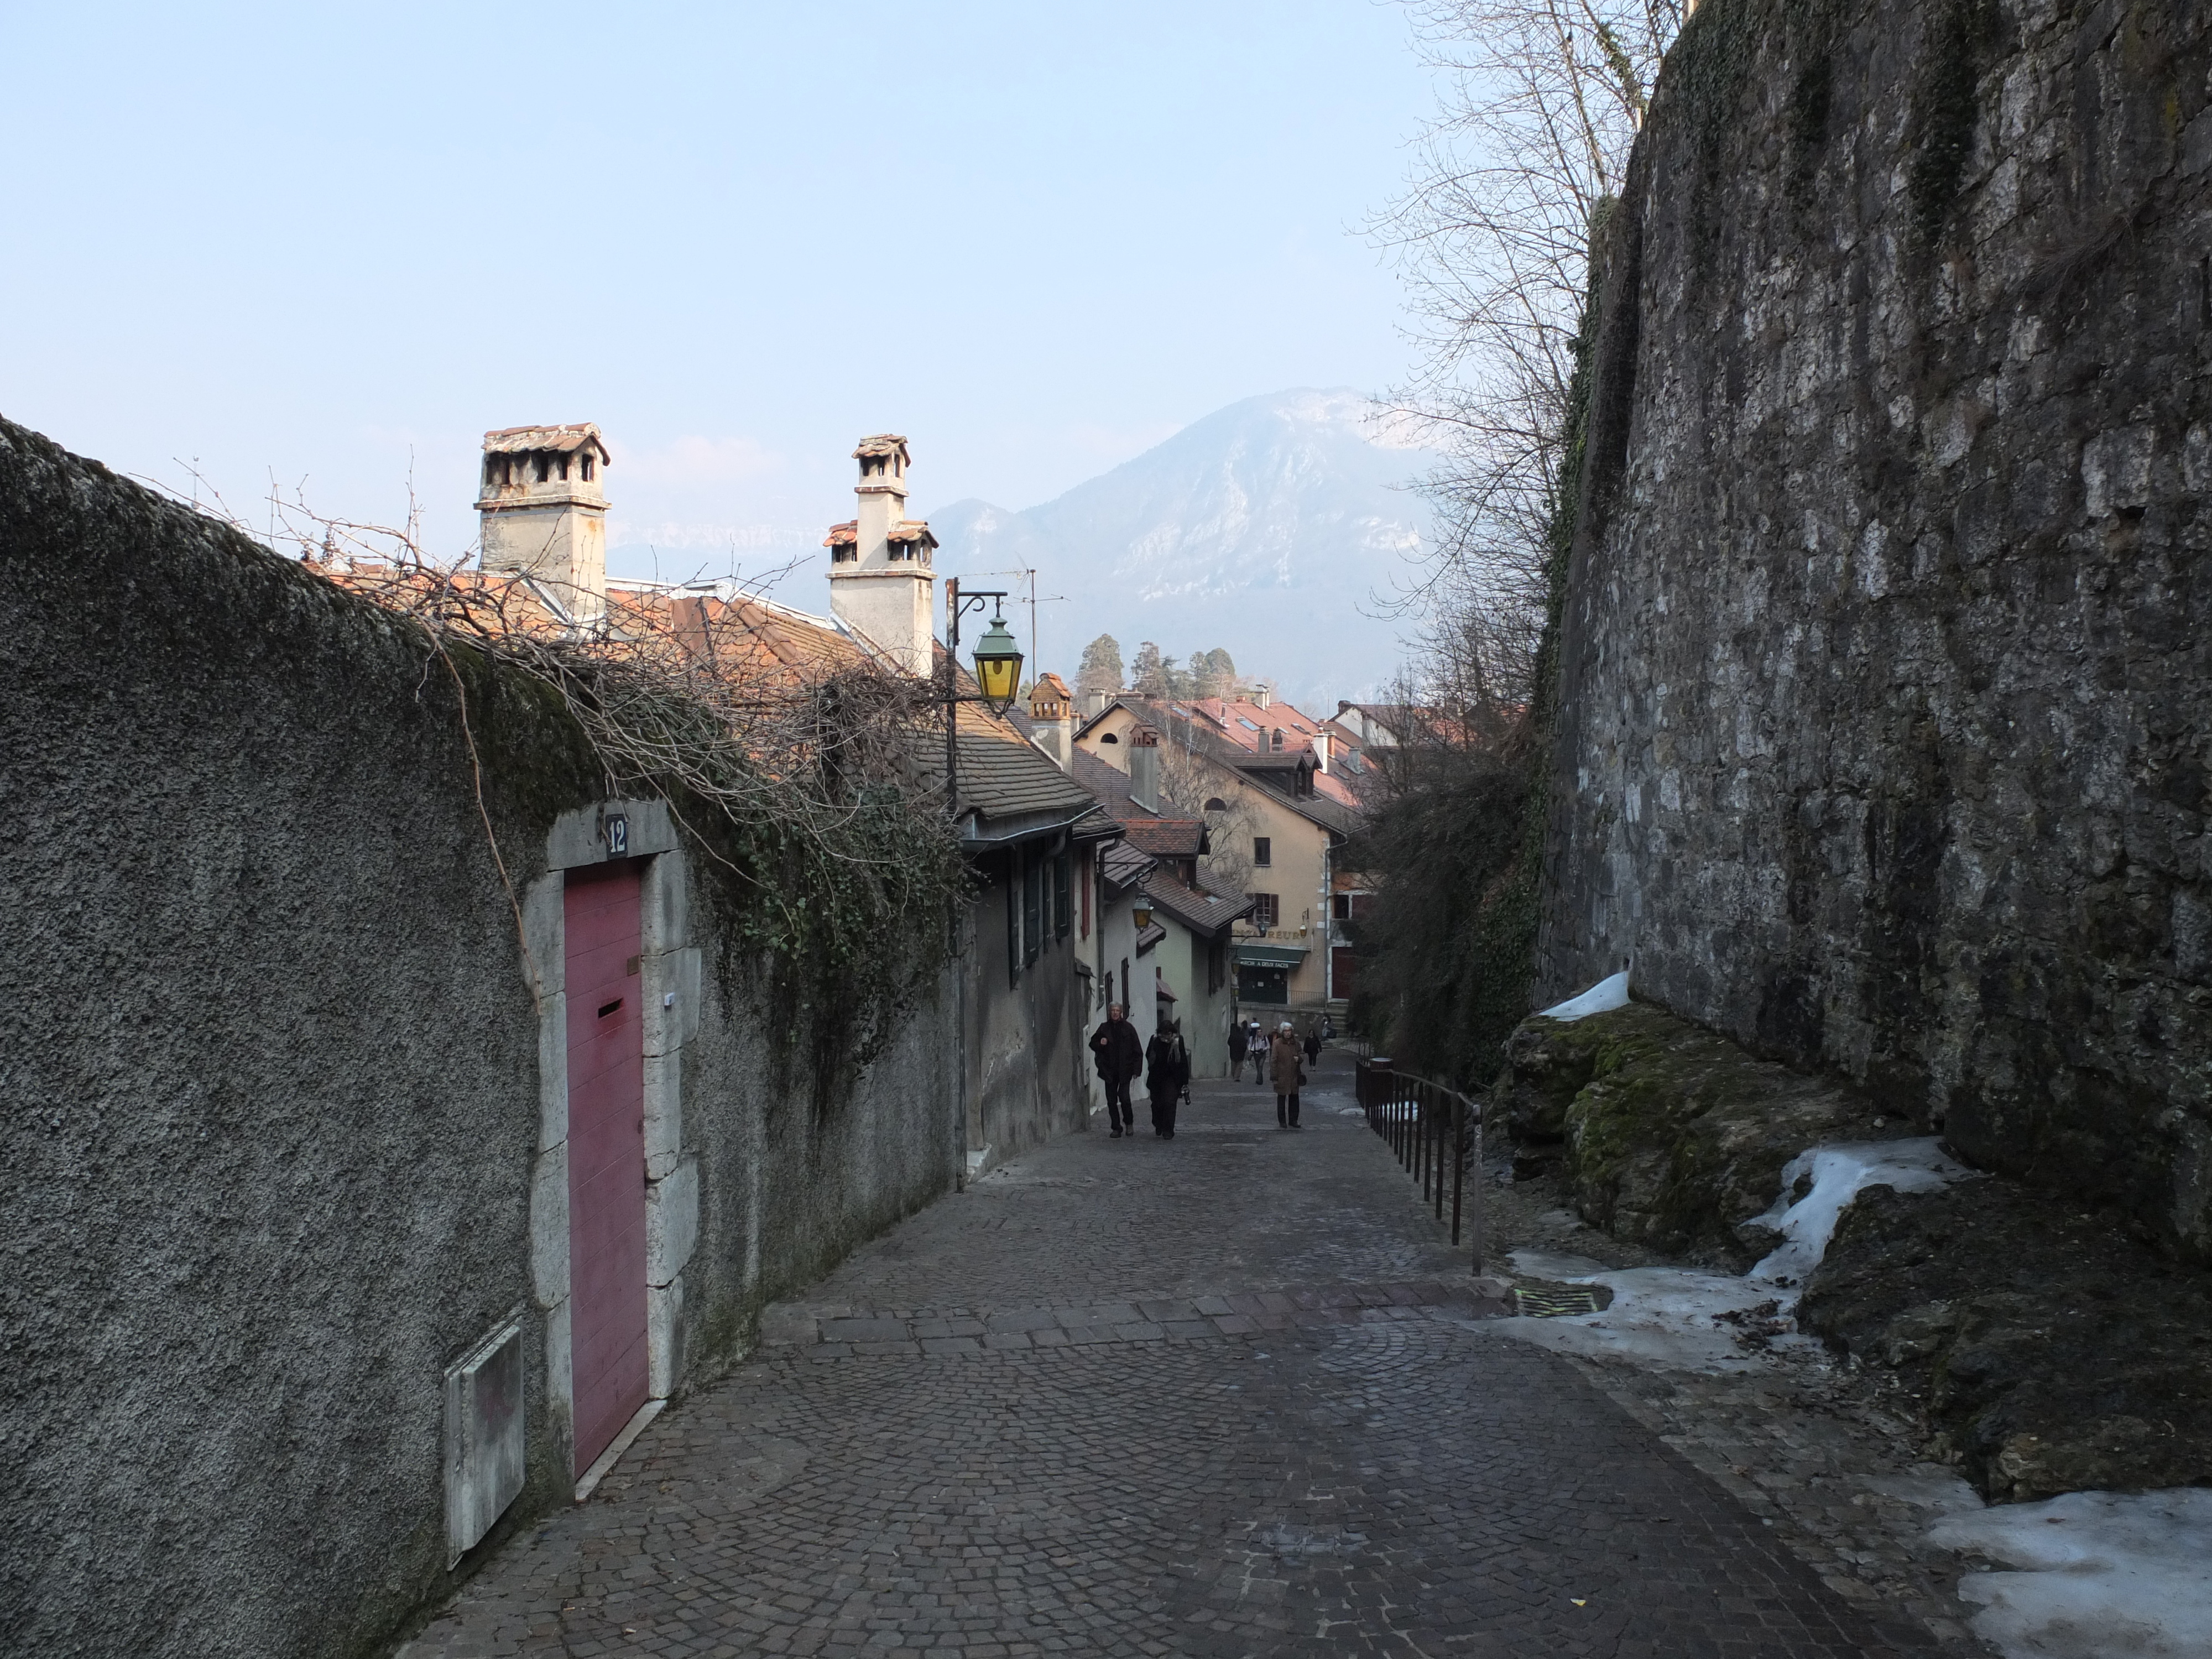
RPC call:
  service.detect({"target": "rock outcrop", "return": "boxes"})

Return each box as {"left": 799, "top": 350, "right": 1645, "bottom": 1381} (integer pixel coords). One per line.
{"left": 1499, "top": 1001, "right": 1882, "bottom": 1264}
{"left": 1802, "top": 1179, "right": 2212, "bottom": 1500}
{"left": 1537, "top": 0, "right": 2212, "bottom": 1259}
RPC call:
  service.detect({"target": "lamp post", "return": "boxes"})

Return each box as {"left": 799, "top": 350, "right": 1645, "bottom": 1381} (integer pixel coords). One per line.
{"left": 942, "top": 577, "right": 1025, "bottom": 822}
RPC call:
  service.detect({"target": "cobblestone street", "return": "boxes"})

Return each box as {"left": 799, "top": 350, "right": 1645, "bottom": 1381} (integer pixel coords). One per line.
{"left": 401, "top": 1054, "right": 1937, "bottom": 1657}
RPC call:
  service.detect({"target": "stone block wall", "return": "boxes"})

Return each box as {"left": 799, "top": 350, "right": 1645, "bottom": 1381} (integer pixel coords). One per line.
{"left": 0, "top": 417, "right": 960, "bottom": 1658}
{"left": 1539, "top": 0, "right": 2212, "bottom": 1257}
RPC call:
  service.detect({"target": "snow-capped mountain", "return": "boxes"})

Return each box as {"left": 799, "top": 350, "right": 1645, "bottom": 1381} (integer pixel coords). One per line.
{"left": 931, "top": 389, "right": 1438, "bottom": 707}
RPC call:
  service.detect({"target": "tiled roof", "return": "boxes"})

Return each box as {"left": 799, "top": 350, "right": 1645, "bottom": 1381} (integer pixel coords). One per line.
{"left": 1099, "top": 839, "right": 1155, "bottom": 890}
{"left": 1121, "top": 819, "right": 1204, "bottom": 858}
{"left": 824, "top": 520, "right": 857, "bottom": 546}
{"left": 917, "top": 648, "right": 1108, "bottom": 830}
{"left": 1139, "top": 870, "right": 1251, "bottom": 937}
{"left": 852, "top": 434, "right": 909, "bottom": 458}
{"left": 483, "top": 424, "right": 609, "bottom": 460}
{"left": 1078, "top": 696, "right": 1367, "bottom": 827}
{"left": 823, "top": 518, "right": 935, "bottom": 548}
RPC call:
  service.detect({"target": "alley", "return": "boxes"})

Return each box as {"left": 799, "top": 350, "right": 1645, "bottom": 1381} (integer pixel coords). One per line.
{"left": 401, "top": 1053, "right": 1934, "bottom": 1658}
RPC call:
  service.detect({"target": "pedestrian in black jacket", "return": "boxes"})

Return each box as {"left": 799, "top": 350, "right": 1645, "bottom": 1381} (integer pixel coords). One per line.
{"left": 1089, "top": 1003, "right": 1144, "bottom": 1138}
{"left": 1227, "top": 1021, "right": 1249, "bottom": 1082}
{"left": 1146, "top": 1021, "right": 1191, "bottom": 1138}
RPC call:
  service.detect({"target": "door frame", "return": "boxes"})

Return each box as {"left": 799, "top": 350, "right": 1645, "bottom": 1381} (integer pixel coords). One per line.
{"left": 521, "top": 800, "right": 702, "bottom": 1491}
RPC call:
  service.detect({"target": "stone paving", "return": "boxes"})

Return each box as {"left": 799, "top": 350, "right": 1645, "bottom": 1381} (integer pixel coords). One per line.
{"left": 400, "top": 1054, "right": 1939, "bottom": 1657}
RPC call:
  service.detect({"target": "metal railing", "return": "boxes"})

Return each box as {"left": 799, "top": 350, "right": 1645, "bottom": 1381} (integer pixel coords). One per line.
{"left": 1355, "top": 1057, "right": 1484, "bottom": 1275}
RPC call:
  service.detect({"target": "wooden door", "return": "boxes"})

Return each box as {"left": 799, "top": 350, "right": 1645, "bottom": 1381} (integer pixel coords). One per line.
{"left": 564, "top": 861, "right": 649, "bottom": 1475}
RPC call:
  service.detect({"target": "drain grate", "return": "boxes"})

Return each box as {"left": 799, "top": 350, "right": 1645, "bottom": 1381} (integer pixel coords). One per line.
{"left": 1512, "top": 1286, "right": 1604, "bottom": 1319}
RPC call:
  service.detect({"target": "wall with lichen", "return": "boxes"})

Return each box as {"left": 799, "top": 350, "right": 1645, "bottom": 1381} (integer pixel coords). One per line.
{"left": 0, "top": 416, "right": 960, "bottom": 1659}
{"left": 1538, "top": 0, "right": 2212, "bottom": 1259}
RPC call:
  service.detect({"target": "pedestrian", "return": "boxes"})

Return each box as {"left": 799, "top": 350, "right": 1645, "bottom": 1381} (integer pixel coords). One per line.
{"left": 1089, "top": 1001, "right": 1144, "bottom": 1138}
{"left": 1269, "top": 1020, "right": 1305, "bottom": 1129}
{"left": 1227, "top": 1020, "right": 1249, "bottom": 1083}
{"left": 1146, "top": 1019, "right": 1190, "bottom": 1138}
{"left": 1302, "top": 1026, "right": 1321, "bottom": 1068}
{"left": 1250, "top": 1021, "right": 1267, "bottom": 1086}
{"left": 1321, "top": 1014, "right": 1335, "bottom": 1043}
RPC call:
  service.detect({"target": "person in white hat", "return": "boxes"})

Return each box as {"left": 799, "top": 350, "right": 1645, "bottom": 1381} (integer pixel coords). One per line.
{"left": 1268, "top": 1021, "right": 1305, "bottom": 1129}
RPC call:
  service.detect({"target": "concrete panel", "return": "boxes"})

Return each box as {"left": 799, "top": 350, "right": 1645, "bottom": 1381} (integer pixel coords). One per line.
{"left": 442, "top": 1315, "right": 525, "bottom": 1566}
{"left": 643, "top": 1046, "right": 682, "bottom": 1181}
{"left": 529, "top": 1145, "right": 569, "bottom": 1309}
{"left": 646, "top": 1159, "right": 699, "bottom": 1288}
{"left": 647, "top": 1279, "right": 684, "bottom": 1399}
{"left": 521, "top": 873, "right": 564, "bottom": 999}
{"left": 640, "top": 851, "right": 688, "bottom": 954}
{"left": 546, "top": 798, "right": 677, "bottom": 872}
{"left": 536, "top": 990, "right": 567, "bottom": 1154}
{"left": 643, "top": 947, "right": 702, "bottom": 1057}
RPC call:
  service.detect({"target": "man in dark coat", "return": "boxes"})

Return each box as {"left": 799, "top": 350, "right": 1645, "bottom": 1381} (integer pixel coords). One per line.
{"left": 1090, "top": 1002, "right": 1144, "bottom": 1138}
{"left": 1227, "top": 1021, "right": 1249, "bottom": 1082}
{"left": 1146, "top": 1020, "right": 1191, "bottom": 1139}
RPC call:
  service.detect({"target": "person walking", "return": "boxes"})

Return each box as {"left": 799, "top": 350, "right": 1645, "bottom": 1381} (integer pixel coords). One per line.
{"left": 1269, "top": 1020, "right": 1305, "bottom": 1129}
{"left": 1089, "top": 1002, "right": 1144, "bottom": 1138}
{"left": 1302, "top": 1026, "right": 1322, "bottom": 1068}
{"left": 1146, "top": 1019, "right": 1191, "bottom": 1138}
{"left": 1227, "top": 1020, "right": 1249, "bottom": 1083}
{"left": 1249, "top": 1021, "right": 1267, "bottom": 1086}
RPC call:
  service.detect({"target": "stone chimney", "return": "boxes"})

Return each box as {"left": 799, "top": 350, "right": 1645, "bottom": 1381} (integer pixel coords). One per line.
{"left": 1128, "top": 726, "right": 1160, "bottom": 813}
{"left": 826, "top": 434, "right": 937, "bottom": 673}
{"left": 1028, "top": 672, "right": 1075, "bottom": 769}
{"left": 1249, "top": 682, "right": 1272, "bottom": 709}
{"left": 477, "top": 424, "right": 611, "bottom": 626}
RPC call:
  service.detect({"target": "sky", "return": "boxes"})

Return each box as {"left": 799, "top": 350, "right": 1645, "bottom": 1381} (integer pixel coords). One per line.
{"left": 3, "top": 1, "right": 1434, "bottom": 591}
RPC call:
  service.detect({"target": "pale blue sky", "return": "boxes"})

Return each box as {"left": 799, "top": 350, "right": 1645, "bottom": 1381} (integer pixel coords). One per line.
{"left": 3, "top": 2, "right": 1432, "bottom": 581}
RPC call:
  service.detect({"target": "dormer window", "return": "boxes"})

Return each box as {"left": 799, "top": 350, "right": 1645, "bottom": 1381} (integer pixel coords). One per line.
{"left": 581, "top": 454, "right": 595, "bottom": 482}
{"left": 534, "top": 455, "right": 552, "bottom": 483}
{"left": 558, "top": 455, "right": 571, "bottom": 481}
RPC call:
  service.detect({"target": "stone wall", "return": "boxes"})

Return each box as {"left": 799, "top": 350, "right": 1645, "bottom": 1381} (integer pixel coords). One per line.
{"left": 1539, "top": 0, "right": 2212, "bottom": 1257}
{"left": 0, "top": 418, "right": 960, "bottom": 1658}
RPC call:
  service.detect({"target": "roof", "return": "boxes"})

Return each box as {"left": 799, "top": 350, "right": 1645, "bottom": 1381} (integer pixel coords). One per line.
{"left": 852, "top": 434, "right": 909, "bottom": 459}
{"left": 482, "top": 424, "right": 610, "bottom": 462}
{"left": 1139, "top": 869, "right": 1252, "bottom": 938}
{"left": 1031, "top": 671, "right": 1072, "bottom": 700}
{"left": 1074, "top": 696, "right": 1366, "bottom": 832}
{"left": 1099, "top": 839, "right": 1155, "bottom": 890}
{"left": 822, "top": 519, "right": 935, "bottom": 548}
{"left": 916, "top": 648, "right": 1111, "bottom": 834}
{"left": 1121, "top": 819, "right": 1204, "bottom": 859}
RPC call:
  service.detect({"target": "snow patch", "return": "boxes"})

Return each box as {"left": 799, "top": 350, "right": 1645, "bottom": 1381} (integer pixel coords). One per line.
{"left": 1499, "top": 1256, "right": 1817, "bottom": 1370}
{"left": 1749, "top": 1138, "right": 1978, "bottom": 1287}
{"left": 1493, "top": 1139, "right": 1974, "bottom": 1374}
{"left": 1927, "top": 1489, "right": 2212, "bottom": 1659}
{"left": 1535, "top": 971, "right": 1630, "bottom": 1022}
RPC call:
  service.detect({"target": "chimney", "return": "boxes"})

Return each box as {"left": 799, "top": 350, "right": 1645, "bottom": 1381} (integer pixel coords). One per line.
{"left": 477, "top": 424, "right": 611, "bottom": 627}
{"left": 1250, "top": 682, "right": 1272, "bottom": 709}
{"left": 1028, "top": 674, "right": 1075, "bottom": 769}
{"left": 1128, "top": 726, "right": 1160, "bottom": 812}
{"left": 826, "top": 434, "right": 937, "bottom": 673}
{"left": 1313, "top": 730, "right": 1330, "bottom": 773}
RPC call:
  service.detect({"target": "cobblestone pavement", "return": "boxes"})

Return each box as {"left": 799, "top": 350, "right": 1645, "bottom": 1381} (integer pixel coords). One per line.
{"left": 400, "top": 1055, "right": 1939, "bottom": 1657}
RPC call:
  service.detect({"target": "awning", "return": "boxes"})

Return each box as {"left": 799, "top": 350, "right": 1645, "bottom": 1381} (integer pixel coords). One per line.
{"left": 1233, "top": 942, "right": 1307, "bottom": 967}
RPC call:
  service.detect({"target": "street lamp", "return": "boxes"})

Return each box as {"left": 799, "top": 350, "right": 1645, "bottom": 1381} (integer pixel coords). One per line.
{"left": 970, "top": 611, "right": 1024, "bottom": 713}
{"left": 941, "top": 578, "right": 1026, "bottom": 821}
{"left": 1131, "top": 900, "right": 1153, "bottom": 930}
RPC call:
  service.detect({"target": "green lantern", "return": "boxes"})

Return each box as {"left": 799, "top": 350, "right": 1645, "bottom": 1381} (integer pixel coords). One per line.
{"left": 971, "top": 612, "right": 1024, "bottom": 713}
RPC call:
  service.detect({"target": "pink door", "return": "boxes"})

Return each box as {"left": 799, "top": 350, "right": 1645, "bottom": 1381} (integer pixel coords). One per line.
{"left": 564, "top": 862, "right": 649, "bottom": 1475}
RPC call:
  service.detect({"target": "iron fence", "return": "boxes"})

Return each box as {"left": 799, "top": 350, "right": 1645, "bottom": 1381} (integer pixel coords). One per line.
{"left": 1355, "top": 1057, "right": 1484, "bottom": 1275}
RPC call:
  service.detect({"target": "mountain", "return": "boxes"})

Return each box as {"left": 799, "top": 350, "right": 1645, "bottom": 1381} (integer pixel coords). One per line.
{"left": 930, "top": 389, "right": 1438, "bottom": 708}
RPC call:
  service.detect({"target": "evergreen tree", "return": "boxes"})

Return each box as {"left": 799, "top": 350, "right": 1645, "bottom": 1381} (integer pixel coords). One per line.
{"left": 1130, "top": 641, "right": 1168, "bottom": 698}
{"left": 1076, "top": 634, "right": 1123, "bottom": 702}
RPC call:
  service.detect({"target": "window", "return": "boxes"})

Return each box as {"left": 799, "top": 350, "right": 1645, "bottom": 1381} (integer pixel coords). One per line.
{"left": 1101, "top": 732, "right": 1119, "bottom": 744}
{"left": 1252, "top": 837, "right": 1272, "bottom": 868}
{"left": 1332, "top": 893, "right": 1350, "bottom": 920}
{"left": 1080, "top": 850, "right": 1092, "bottom": 938}
{"left": 534, "top": 455, "right": 551, "bottom": 483}
{"left": 1006, "top": 851, "right": 1022, "bottom": 987}
{"left": 581, "top": 453, "right": 595, "bottom": 482}
{"left": 1053, "top": 854, "right": 1071, "bottom": 941}
{"left": 1251, "top": 893, "right": 1280, "bottom": 930}
{"left": 1236, "top": 717, "right": 1260, "bottom": 732}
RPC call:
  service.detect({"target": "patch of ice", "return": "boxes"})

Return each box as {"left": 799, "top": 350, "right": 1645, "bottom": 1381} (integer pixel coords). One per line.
{"left": 1927, "top": 1489, "right": 2212, "bottom": 1659}
{"left": 1497, "top": 1252, "right": 1817, "bottom": 1372}
{"left": 1535, "top": 971, "right": 1630, "bottom": 1021}
{"left": 1748, "top": 1138, "right": 1978, "bottom": 1287}
{"left": 1492, "top": 1140, "right": 1975, "bottom": 1374}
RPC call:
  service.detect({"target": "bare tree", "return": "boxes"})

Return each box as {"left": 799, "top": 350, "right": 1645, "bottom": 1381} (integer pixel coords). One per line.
{"left": 1372, "top": 0, "right": 1681, "bottom": 708}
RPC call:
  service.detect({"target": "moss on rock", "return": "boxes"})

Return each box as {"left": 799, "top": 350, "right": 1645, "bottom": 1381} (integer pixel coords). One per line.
{"left": 1499, "top": 1001, "right": 1882, "bottom": 1265}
